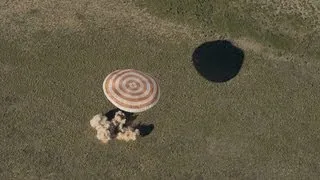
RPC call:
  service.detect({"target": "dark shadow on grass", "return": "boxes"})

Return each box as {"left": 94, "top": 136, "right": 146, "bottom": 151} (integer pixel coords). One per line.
{"left": 133, "top": 123, "right": 154, "bottom": 137}
{"left": 192, "top": 40, "right": 245, "bottom": 82}
{"left": 104, "top": 108, "right": 154, "bottom": 137}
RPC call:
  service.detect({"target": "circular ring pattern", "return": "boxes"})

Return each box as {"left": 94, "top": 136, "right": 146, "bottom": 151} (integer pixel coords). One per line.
{"left": 103, "top": 69, "right": 160, "bottom": 113}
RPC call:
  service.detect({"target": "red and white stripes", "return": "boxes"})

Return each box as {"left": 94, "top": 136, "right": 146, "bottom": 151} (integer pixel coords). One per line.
{"left": 103, "top": 69, "right": 160, "bottom": 113}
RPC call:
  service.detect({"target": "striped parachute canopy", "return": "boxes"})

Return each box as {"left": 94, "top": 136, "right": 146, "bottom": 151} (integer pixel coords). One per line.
{"left": 103, "top": 69, "right": 160, "bottom": 113}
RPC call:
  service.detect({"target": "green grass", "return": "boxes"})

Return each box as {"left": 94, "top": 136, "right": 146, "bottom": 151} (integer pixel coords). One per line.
{"left": 134, "top": 0, "right": 320, "bottom": 57}
{"left": 1, "top": 0, "right": 320, "bottom": 179}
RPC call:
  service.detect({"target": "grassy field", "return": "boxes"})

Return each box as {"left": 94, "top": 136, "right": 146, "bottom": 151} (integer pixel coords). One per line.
{"left": 1, "top": 0, "right": 320, "bottom": 179}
